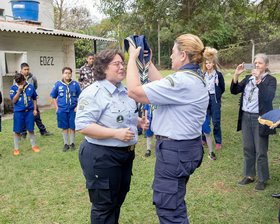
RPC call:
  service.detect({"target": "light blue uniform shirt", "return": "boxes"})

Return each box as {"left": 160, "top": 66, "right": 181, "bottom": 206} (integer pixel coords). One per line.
{"left": 205, "top": 70, "right": 216, "bottom": 94}
{"left": 75, "top": 79, "right": 138, "bottom": 147}
{"left": 143, "top": 63, "right": 209, "bottom": 140}
{"left": 242, "top": 76, "right": 259, "bottom": 113}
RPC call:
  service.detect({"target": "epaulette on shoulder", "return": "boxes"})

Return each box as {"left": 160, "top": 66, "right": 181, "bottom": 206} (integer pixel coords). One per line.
{"left": 84, "top": 81, "right": 101, "bottom": 97}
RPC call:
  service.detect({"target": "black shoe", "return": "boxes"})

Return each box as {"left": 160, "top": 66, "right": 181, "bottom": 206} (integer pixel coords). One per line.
{"left": 145, "top": 150, "right": 151, "bottom": 157}
{"left": 41, "top": 131, "right": 53, "bottom": 136}
{"left": 22, "top": 133, "right": 27, "bottom": 139}
{"left": 62, "top": 144, "right": 69, "bottom": 152}
{"left": 208, "top": 152, "right": 216, "bottom": 160}
{"left": 254, "top": 181, "right": 266, "bottom": 191}
{"left": 70, "top": 143, "right": 75, "bottom": 151}
{"left": 272, "top": 193, "right": 280, "bottom": 199}
{"left": 238, "top": 177, "right": 254, "bottom": 186}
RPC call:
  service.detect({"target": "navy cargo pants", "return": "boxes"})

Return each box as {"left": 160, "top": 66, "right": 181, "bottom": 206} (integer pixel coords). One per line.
{"left": 153, "top": 137, "right": 204, "bottom": 224}
{"left": 79, "top": 140, "right": 135, "bottom": 224}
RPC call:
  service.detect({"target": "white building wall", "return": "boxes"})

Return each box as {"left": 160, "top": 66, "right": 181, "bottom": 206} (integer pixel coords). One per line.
{"left": 0, "top": 31, "right": 76, "bottom": 109}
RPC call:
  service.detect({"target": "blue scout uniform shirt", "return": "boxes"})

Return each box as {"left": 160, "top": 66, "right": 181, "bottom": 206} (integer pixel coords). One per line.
{"left": 143, "top": 104, "right": 154, "bottom": 119}
{"left": 143, "top": 63, "right": 209, "bottom": 140}
{"left": 50, "top": 79, "right": 81, "bottom": 112}
{"left": 10, "top": 82, "right": 37, "bottom": 112}
{"left": 75, "top": 79, "right": 138, "bottom": 147}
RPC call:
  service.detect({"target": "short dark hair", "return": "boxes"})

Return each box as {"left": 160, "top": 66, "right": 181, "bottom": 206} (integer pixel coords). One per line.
{"left": 93, "top": 49, "right": 124, "bottom": 81}
{"left": 21, "top": 62, "right": 29, "bottom": 69}
{"left": 14, "top": 72, "right": 25, "bottom": 84}
{"left": 87, "top": 53, "right": 94, "bottom": 58}
{"left": 62, "top": 67, "right": 72, "bottom": 74}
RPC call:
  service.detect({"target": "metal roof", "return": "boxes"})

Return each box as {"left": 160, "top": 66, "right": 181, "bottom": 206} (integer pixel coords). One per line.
{"left": 0, "top": 20, "right": 116, "bottom": 42}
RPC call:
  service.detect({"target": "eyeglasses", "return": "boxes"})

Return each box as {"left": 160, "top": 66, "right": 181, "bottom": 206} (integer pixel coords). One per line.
{"left": 110, "top": 61, "right": 125, "bottom": 67}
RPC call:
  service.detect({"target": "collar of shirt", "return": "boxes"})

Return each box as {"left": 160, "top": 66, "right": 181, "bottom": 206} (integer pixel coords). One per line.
{"left": 178, "top": 63, "right": 205, "bottom": 86}
{"left": 85, "top": 62, "right": 93, "bottom": 68}
{"left": 99, "top": 79, "right": 126, "bottom": 95}
{"left": 205, "top": 70, "right": 216, "bottom": 79}
{"left": 61, "top": 79, "right": 72, "bottom": 85}
{"left": 178, "top": 63, "right": 201, "bottom": 74}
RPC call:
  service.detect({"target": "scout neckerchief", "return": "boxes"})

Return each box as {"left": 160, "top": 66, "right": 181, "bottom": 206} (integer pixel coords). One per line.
{"left": 60, "top": 79, "right": 73, "bottom": 106}
{"left": 178, "top": 63, "right": 206, "bottom": 86}
{"left": 124, "top": 35, "right": 151, "bottom": 84}
{"left": 245, "top": 72, "right": 268, "bottom": 106}
{"left": 16, "top": 82, "right": 29, "bottom": 107}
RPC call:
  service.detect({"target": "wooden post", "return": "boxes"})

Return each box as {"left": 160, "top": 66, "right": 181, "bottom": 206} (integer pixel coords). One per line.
{"left": 158, "top": 19, "right": 160, "bottom": 67}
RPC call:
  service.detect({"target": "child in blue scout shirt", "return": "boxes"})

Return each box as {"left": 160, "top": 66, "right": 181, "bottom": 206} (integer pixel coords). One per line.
{"left": 143, "top": 104, "right": 154, "bottom": 157}
{"left": 50, "top": 67, "right": 81, "bottom": 151}
{"left": 10, "top": 73, "right": 40, "bottom": 155}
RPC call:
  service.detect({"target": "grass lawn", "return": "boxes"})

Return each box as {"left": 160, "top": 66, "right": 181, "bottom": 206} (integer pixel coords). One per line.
{"left": 0, "top": 71, "right": 280, "bottom": 223}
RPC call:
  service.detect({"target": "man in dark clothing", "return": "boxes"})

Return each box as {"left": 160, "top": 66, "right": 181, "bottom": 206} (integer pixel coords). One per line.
{"left": 20, "top": 63, "right": 53, "bottom": 137}
{"left": 78, "top": 53, "right": 94, "bottom": 90}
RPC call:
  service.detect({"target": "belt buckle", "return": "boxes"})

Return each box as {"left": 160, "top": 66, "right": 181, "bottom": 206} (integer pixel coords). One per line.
{"left": 128, "top": 145, "right": 135, "bottom": 151}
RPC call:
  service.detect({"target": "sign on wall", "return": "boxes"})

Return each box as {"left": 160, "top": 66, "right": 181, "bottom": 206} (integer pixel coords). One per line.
{"left": 40, "top": 56, "right": 54, "bottom": 66}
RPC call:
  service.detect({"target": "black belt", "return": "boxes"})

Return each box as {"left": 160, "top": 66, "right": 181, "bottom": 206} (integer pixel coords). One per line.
{"left": 110, "top": 145, "right": 136, "bottom": 152}
{"left": 156, "top": 135, "right": 175, "bottom": 141}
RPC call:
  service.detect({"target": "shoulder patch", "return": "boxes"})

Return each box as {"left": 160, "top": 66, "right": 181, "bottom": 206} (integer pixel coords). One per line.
{"left": 79, "top": 99, "right": 89, "bottom": 105}
{"left": 165, "top": 76, "right": 175, "bottom": 87}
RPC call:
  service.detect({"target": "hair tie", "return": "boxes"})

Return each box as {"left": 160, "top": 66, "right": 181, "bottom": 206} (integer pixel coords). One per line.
{"left": 201, "top": 47, "right": 206, "bottom": 54}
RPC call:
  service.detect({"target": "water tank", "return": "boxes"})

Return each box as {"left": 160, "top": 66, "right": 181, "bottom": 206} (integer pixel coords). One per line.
{"left": 11, "top": 0, "right": 40, "bottom": 21}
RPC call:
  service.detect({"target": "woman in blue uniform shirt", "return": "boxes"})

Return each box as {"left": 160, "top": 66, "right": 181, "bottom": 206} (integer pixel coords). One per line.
{"left": 127, "top": 34, "right": 212, "bottom": 224}
{"left": 75, "top": 49, "right": 149, "bottom": 224}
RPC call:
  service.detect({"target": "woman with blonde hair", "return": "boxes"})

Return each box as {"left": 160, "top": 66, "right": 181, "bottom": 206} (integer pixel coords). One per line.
{"left": 201, "top": 47, "right": 225, "bottom": 155}
{"left": 126, "top": 34, "right": 211, "bottom": 223}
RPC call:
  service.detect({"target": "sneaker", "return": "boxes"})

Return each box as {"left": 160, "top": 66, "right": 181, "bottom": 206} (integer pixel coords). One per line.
{"left": 208, "top": 152, "right": 216, "bottom": 160}
{"left": 145, "top": 150, "right": 151, "bottom": 157}
{"left": 63, "top": 144, "right": 69, "bottom": 152}
{"left": 14, "top": 149, "right": 20, "bottom": 155}
{"left": 32, "top": 146, "right": 40, "bottom": 152}
{"left": 70, "top": 143, "right": 75, "bottom": 151}
{"left": 202, "top": 140, "right": 207, "bottom": 146}
{"left": 238, "top": 177, "right": 254, "bottom": 186}
{"left": 21, "top": 133, "right": 27, "bottom": 139}
{"left": 271, "top": 193, "right": 280, "bottom": 199}
{"left": 254, "top": 181, "right": 266, "bottom": 191}
{"left": 216, "top": 144, "right": 222, "bottom": 151}
{"left": 41, "top": 131, "right": 53, "bottom": 136}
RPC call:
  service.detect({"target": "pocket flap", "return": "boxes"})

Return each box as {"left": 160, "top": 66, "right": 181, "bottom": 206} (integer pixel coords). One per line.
{"left": 86, "top": 176, "right": 110, "bottom": 190}
{"left": 152, "top": 178, "right": 177, "bottom": 194}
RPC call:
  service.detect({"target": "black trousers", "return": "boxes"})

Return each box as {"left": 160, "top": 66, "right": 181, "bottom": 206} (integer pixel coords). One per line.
{"left": 79, "top": 140, "right": 135, "bottom": 224}
{"left": 22, "top": 106, "right": 47, "bottom": 135}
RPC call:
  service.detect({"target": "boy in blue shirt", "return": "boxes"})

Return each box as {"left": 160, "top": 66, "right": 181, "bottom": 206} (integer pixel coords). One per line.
{"left": 50, "top": 67, "right": 81, "bottom": 151}
{"left": 10, "top": 73, "right": 40, "bottom": 155}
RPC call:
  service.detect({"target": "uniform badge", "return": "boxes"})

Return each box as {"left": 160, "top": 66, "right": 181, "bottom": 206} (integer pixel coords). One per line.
{"left": 73, "top": 92, "right": 76, "bottom": 96}
{"left": 165, "top": 77, "right": 175, "bottom": 87}
{"left": 60, "top": 93, "right": 63, "bottom": 96}
{"left": 79, "top": 99, "right": 89, "bottom": 105}
{"left": 116, "top": 115, "right": 124, "bottom": 123}
{"left": 79, "top": 105, "right": 84, "bottom": 110}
